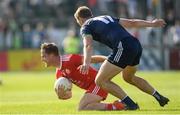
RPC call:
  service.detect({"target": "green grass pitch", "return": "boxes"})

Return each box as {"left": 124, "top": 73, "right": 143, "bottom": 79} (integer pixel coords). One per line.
{"left": 0, "top": 71, "right": 180, "bottom": 114}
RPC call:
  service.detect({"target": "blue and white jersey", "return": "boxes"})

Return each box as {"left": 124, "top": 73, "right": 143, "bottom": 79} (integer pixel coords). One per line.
{"left": 80, "top": 15, "right": 133, "bottom": 49}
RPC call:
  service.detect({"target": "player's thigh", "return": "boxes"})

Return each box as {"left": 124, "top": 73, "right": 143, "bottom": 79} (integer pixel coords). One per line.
{"left": 96, "top": 60, "right": 123, "bottom": 83}
{"left": 122, "top": 65, "right": 137, "bottom": 80}
{"left": 79, "top": 93, "right": 103, "bottom": 109}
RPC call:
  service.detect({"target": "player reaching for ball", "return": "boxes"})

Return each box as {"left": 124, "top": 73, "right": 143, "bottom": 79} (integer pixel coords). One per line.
{"left": 40, "top": 42, "right": 126, "bottom": 111}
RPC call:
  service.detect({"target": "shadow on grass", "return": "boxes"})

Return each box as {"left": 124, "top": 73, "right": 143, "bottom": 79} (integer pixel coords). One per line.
{"left": 140, "top": 108, "right": 180, "bottom": 111}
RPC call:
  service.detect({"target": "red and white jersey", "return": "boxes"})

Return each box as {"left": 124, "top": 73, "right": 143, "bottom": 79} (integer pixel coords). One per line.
{"left": 56, "top": 54, "right": 97, "bottom": 90}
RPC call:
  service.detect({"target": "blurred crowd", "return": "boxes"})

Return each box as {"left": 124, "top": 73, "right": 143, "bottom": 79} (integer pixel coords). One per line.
{"left": 0, "top": 0, "right": 179, "bottom": 54}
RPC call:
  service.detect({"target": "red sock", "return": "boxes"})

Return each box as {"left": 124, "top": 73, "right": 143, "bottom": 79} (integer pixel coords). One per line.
{"left": 105, "top": 104, "right": 113, "bottom": 110}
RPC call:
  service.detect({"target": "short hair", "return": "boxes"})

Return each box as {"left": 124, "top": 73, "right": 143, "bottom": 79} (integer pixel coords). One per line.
{"left": 41, "top": 43, "right": 59, "bottom": 56}
{"left": 74, "top": 6, "right": 93, "bottom": 20}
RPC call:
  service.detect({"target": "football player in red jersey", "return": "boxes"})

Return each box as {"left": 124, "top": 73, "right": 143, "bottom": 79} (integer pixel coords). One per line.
{"left": 40, "top": 42, "right": 126, "bottom": 111}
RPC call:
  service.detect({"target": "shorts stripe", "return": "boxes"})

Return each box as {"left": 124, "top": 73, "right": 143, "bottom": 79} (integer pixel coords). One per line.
{"left": 114, "top": 42, "right": 123, "bottom": 62}
{"left": 92, "top": 86, "right": 100, "bottom": 94}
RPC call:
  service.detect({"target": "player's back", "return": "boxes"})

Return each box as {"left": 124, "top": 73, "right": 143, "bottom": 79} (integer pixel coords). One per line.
{"left": 81, "top": 15, "right": 133, "bottom": 48}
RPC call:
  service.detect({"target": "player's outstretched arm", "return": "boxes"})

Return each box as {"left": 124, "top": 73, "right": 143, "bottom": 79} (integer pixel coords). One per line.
{"left": 119, "top": 18, "right": 166, "bottom": 28}
{"left": 91, "top": 55, "right": 107, "bottom": 63}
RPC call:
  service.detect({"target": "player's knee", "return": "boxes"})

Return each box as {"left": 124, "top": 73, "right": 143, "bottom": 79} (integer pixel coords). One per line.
{"left": 122, "top": 73, "right": 133, "bottom": 84}
{"left": 78, "top": 106, "right": 84, "bottom": 111}
{"left": 95, "top": 78, "right": 109, "bottom": 90}
{"left": 78, "top": 105, "right": 87, "bottom": 111}
{"left": 78, "top": 103, "right": 96, "bottom": 110}
{"left": 95, "top": 78, "right": 103, "bottom": 87}
{"left": 84, "top": 103, "right": 97, "bottom": 110}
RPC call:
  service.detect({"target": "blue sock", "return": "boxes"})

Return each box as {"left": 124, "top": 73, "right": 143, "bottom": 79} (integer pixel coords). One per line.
{"left": 121, "top": 96, "right": 136, "bottom": 107}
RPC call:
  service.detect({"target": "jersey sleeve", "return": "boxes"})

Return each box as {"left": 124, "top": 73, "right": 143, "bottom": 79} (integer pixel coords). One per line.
{"left": 56, "top": 68, "right": 63, "bottom": 79}
{"left": 112, "top": 17, "right": 120, "bottom": 23}
{"left": 80, "top": 24, "right": 92, "bottom": 38}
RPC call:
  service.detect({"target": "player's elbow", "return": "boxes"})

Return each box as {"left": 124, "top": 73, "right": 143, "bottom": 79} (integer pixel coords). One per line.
{"left": 121, "top": 19, "right": 136, "bottom": 28}
{"left": 85, "top": 44, "right": 93, "bottom": 51}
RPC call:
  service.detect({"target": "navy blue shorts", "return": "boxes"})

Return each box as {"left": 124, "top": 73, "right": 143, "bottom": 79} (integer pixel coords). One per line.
{"left": 107, "top": 37, "right": 142, "bottom": 69}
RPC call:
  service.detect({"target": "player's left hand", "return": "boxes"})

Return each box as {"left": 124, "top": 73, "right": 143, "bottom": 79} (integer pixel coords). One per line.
{"left": 78, "top": 64, "right": 89, "bottom": 75}
{"left": 152, "top": 19, "right": 166, "bottom": 27}
{"left": 55, "top": 85, "right": 72, "bottom": 100}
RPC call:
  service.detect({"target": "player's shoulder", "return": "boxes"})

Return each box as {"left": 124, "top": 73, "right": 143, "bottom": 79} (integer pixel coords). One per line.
{"left": 93, "top": 15, "right": 119, "bottom": 23}
{"left": 94, "top": 15, "right": 112, "bottom": 18}
{"left": 82, "top": 18, "right": 94, "bottom": 28}
{"left": 61, "top": 54, "right": 72, "bottom": 61}
{"left": 81, "top": 16, "right": 106, "bottom": 29}
{"left": 62, "top": 54, "right": 82, "bottom": 61}
{"left": 83, "top": 15, "right": 111, "bottom": 24}
{"left": 56, "top": 68, "right": 62, "bottom": 79}
{"left": 70, "top": 54, "right": 82, "bottom": 59}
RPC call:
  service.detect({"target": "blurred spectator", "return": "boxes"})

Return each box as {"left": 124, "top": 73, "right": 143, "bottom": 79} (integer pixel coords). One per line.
{"left": 0, "top": 0, "right": 179, "bottom": 51}
{"left": 62, "top": 30, "right": 80, "bottom": 54}
{"left": 127, "top": 0, "right": 137, "bottom": 18}
{"left": 13, "top": 31, "right": 22, "bottom": 49}
{"left": 146, "top": 10, "right": 157, "bottom": 46}
{"left": 46, "top": 21, "right": 60, "bottom": 44}
{"left": 117, "top": 2, "right": 129, "bottom": 18}
{"left": 0, "top": 18, "right": 6, "bottom": 50}
{"left": 172, "top": 20, "right": 180, "bottom": 46}
{"left": 32, "top": 22, "right": 48, "bottom": 48}
{"left": 5, "top": 28, "right": 13, "bottom": 49}
{"left": 0, "top": 18, "right": 13, "bottom": 50}
{"left": 166, "top": 9, "right": 175, "bottom": 26}
{"left": 22, "top": 23, "right": 32, "bottom": 48}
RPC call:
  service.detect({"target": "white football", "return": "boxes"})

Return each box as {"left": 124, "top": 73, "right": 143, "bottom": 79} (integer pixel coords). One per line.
{"left": 54, "top": 77, "right": 72, "bottom": 91}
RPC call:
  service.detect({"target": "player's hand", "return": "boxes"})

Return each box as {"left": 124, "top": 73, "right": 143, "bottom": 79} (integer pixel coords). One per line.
{"left": 78, "top": 64, "right": 89, "bottom": 75}
{"left": 55, "top": 85, "right": 67, "bottom": 99}
{"left": 55, "top": 85, "right": 72, "bottom": 100}
{"left": 152, "top": 19, "right": 166, "bottom": 27}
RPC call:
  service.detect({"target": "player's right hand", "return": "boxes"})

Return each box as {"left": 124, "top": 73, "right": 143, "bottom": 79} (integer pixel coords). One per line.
{"left": 152, "top": 19, "right": 166, "bottom": 27}
{"left": 78, "top": 64, "right": 89, "bottom": 75}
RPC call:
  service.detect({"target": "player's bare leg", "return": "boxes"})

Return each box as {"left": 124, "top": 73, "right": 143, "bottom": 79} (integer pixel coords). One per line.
{"left": 95, "top": 60, "right": 138, "bottom": 110}
{"left": 122, "top": 66, "right": 154, "bottom": 94}
{"left": 78, "top": 93, "right": 125, "bottom": 110}
{"left": 122, "top": 65, "right": 169, "bottom": 107}
{"left": 95, "top": 60, "right": 125, "bottom": 99}
{"left": 78, "top": 93, "right": 104, "bottom": 110}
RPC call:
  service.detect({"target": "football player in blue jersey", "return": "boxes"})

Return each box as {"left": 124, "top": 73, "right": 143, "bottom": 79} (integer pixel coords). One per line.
{"left": 74, "top": 6, "right": 169, "bottom": 110}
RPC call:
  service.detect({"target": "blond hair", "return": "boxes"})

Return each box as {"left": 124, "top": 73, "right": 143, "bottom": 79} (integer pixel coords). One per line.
{"left": 74, "top": 6, "right": 93, "bottom": 20}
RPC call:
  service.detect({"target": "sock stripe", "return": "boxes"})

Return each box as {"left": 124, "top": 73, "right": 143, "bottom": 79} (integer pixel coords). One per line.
{"left": 152, "top": 90, "right": 156, "bottom": 95}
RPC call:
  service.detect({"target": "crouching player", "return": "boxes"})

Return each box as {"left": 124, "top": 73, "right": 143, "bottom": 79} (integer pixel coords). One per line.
{"left": 40, "top": 42, "right": 126, "bottom": 111}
